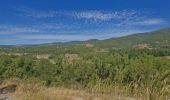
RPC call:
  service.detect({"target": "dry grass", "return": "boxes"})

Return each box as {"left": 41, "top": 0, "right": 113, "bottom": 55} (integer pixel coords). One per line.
{"left": 133, "top": 43, "right": 149, "bottom": 49}
{"left": 10, "top": 84, "right": 140, "bottom": 100}
{"left": 10, "top": 83, "right": 144, "bottom": 100}
{"left": 85, "top": 44, "right": 94, "bottom": 48}
{"left": 36, "top": 54, "right": 51, "bottom": 59}
{"left": 1, "top": 81, "right": 169, "bottom": 100}
{"left": 165, "top": 56, "right": 170, "bottom": 59}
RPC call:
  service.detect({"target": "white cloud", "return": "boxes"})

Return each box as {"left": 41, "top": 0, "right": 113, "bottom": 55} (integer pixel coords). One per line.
{"left": 16, "top": 8, "right": 166, "bottom": 26}
{"left": 16, "top": 34, "right": 95, "bottom": 41}
{"left": 73, "top": 11, "right": 115, "bottom": 21}
{"left": 0, "top": 25, "right": 39, "bottom": 34}
{"left": 72, "top": 10, "right": 137, "bottom": 21}
{"left": 135, "top": 18, "right": 165, "bottom": 25}
{"left": 0, "top": 24, "right": 71, "bottom": 35}
{"left": 118, "top": 18, "right": 165, "bottom": 26}
{"left": 15, "top": 28, "right": 151, "bottom": 41}
{"left": 17, "top": 34, "right": 63, "bottom": 39}
{"left": 10, "top": 27, "right": 39, "bottom": 33}
{"left": 18, "top": 8, "right": 138, "bottom": 22}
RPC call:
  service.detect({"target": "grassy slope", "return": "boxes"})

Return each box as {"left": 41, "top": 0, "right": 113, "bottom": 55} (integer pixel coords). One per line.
{"left": 93, "top": 28, "right": 170, "bottom": 48}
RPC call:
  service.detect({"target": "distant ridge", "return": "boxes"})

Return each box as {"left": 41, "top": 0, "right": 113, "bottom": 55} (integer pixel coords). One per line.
{"left": 0, "top": 27, "right": 170, "bottom": 49}
{"left": 91, "top": 27, "right": 170, "bottom": 48}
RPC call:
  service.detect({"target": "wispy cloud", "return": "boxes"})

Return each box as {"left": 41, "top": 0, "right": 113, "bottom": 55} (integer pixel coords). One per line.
{"left": 0, "top": 7, "right": 167, "bottom": 44}
{"left": 72, "top": 10, "right": 137, "bottom": 21}
{"left": 0, "top": 25, "right": 39, "bottom": 34}
{"left": 16, "top": 34, "right": 95, "bottom": 41}
{"left": 0, "top": 24, "right": 73, "bottom": 35}
{"left": 15, "top": 29, "right": 150, "bottom": 41}
{"left": 133, "top": 18, "right": 165, "bottom": 25}
{"left": 17, "top": 8, "right": 137, "bottom": 21}
{"left": 16, "top": 8, "right": 166, "bottom": 26}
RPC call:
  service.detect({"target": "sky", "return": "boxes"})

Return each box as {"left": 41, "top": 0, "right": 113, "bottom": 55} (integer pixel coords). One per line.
{"left": 0, "top": 0, "right": 170, "bottom": 45}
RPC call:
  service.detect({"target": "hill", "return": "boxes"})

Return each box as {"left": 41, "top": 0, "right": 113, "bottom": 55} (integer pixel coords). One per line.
{"left": 40, "top": 27, "right": 170, "bottom": 49}
{"left": 91, "top": 28, "right": 170, "bottom": 48}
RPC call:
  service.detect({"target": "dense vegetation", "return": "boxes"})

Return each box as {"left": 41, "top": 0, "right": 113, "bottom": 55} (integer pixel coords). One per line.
{"left": 0, "top": 28, "right": 170, "bottom": 99}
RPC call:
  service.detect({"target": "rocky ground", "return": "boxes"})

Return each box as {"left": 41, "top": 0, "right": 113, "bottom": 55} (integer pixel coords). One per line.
{"left": 0, "top": 84, "right": 17, "bottom": 100}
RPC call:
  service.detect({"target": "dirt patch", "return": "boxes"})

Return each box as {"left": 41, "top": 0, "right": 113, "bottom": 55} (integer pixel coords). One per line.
{"left": 0, "top": 84, "right": 17, "bottom": 100}
{"left": 0, "top": 84, "right": 17, "bottom": 94}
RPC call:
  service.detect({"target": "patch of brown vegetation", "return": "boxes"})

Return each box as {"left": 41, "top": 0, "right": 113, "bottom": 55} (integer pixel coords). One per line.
{"left": 164, "top": 78, "right": 170, "bottom": 90}
{"left": 65, "top": 53, "right": 80, "bottom": 62}
{"left": 13, "top": 83, "right": 143, "bottom": 100}
{"left": 133, "top": 43, "right": 149, "bottom": 49}
{"left": 85, "top": 44, "right": 94, "bottom": 48}
{"left": 36, "top": 54, "right": 50, "bottom": 59}
{"left": 155, "top": 41, "right": 160, "bottom": 44}
{"left": 165, "top": 56, "right": 170, "bottom": 59}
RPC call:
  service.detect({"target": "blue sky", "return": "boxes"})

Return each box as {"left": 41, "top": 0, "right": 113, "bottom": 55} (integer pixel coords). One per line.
{"left": 0, "top": 0, "right": 170, "bottom": 45}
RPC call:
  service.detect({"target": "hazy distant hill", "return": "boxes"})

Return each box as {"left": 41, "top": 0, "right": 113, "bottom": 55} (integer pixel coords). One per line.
{"left": 47, "top": 27, "right": 170, "bottom": 49}
{"left": 0, "top": 27, "right": 170, "bottom": 50}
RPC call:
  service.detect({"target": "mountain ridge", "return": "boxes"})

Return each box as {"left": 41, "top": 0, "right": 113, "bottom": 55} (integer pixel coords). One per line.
{"left": 0, "top": 27, "right": 170, "bottom": 48}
